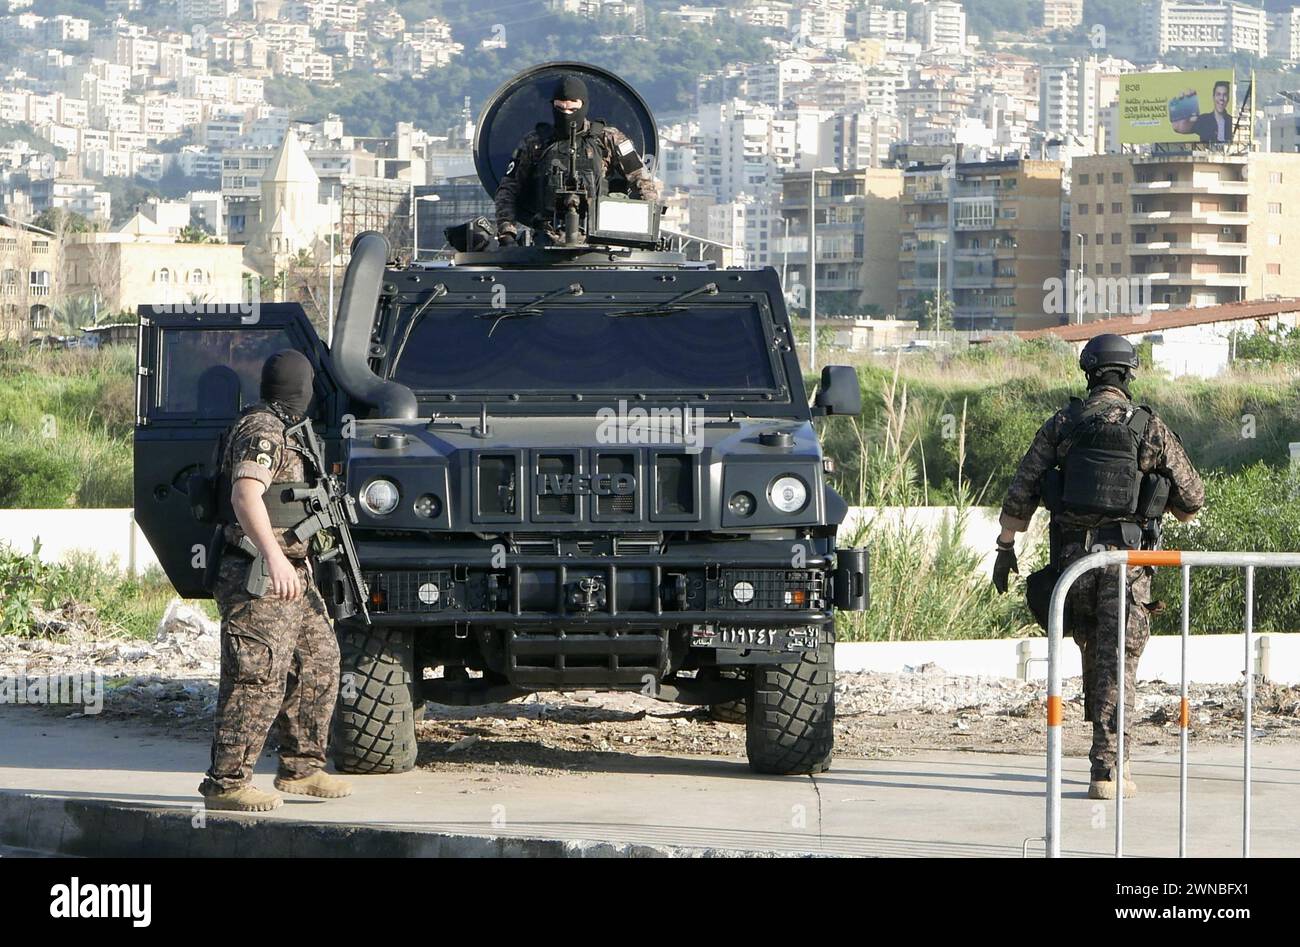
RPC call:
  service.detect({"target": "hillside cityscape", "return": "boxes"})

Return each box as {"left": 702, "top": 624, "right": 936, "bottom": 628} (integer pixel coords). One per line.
{"left": 2, "top": 0, "right": 1300, "bottom": 348}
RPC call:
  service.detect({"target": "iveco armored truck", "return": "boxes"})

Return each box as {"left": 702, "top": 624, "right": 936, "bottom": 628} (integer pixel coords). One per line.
{"left": 134, "top": 62, "right": 868, "bottom": 776}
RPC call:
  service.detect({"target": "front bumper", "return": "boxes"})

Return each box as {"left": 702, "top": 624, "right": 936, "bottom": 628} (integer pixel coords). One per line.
{"left": 349, "top": 538, "right": 867, "bottom": 687}
{"left": 356, "top": 539, "right": 868, "bottom": 628}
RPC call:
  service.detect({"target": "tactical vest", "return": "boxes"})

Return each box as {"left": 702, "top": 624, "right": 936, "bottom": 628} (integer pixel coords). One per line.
{"left": 188, "top": 403, "right": 319, "bottom": 531}
{"left": 1056, "top": 397, "right": 1151, "bottom": 519}
{"left": 527, "top": 120, "right": 608, "bottom": 225}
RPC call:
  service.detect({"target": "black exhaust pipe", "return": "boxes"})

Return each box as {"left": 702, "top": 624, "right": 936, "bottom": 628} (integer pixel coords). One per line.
{"left": 332, "top": 231, "right": 418, "bottom": 419}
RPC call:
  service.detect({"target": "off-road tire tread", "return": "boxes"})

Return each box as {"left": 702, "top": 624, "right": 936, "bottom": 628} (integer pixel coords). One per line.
{"left": 333, "top": 625, "right": 418, "bottom": 774}
{"left": 745, "top": 628, "right": 835, "bottom": 775}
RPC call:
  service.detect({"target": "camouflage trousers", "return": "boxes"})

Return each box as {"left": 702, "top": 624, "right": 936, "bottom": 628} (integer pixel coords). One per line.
{"left": 1064, "top": 544, "right": 1152, "bottom": 777}
{"left": 204, "top": 552, "right": 340, "bottom": 790}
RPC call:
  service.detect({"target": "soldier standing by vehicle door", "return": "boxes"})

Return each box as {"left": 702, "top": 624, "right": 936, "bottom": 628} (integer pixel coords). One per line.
{"left": 198, "top": 350, "right": 352, "bottom": 811}
{"left": 991, "top": 334, "right": 1205, "bottom": 800}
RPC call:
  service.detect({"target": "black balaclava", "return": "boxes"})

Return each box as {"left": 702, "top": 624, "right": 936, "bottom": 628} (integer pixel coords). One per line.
{"left": 552, "top": 75, "right": 589, "bottom": 137}
{"left": 1088, "top": 368, "right": 1132, "bottom": 398}
{"left": 261, "top": 349, "right": 314, "bottom": 417}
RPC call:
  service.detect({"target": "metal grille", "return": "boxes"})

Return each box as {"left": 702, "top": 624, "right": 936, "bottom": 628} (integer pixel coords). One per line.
{"left": 370, "top": 570, "right": 452, "bottom": 612}
{"left": 536, "top": 453, "right": 576, "bottom": 515}
{"left": 714, "top": 569, "right": 827, "bottom": 610}
{"left": 596, "top": 453, "right": 635, "bottom": 515}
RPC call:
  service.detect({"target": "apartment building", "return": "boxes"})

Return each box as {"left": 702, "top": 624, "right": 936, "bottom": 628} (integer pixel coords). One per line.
{"left": 780, "top": 167, "right": 903, "bottom": 314}
{"left": 899, "top": 158, "right": 1066, "bottom": 331}
{"left": 856, "top": 5, "right": 907, "bottom": 40}
{"left": 1145, "top": 0, "right": 1268, "bottom": 58}
{"left": 908, "top": 1, "right": 967, "bottom": 53}
{"left": 0, "top": 216, "right": 59, "bottom": 341}
{"left": 705, "top": 194, "right": 778, "bottom": 268}
{"left": 1043, "top": 0, "right": 1083, "bottom": 32}
{"left": 1269, "top": 8, "right": 1300, "bottom": 62}
{"left": 1071, "top": 151, "right": 1300, "bottom": 314}
{"left": 821, "top": 109, "right": 899, "bottom": 170}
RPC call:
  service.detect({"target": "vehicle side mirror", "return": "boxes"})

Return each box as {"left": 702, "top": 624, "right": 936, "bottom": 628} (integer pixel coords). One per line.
{"left": 814, "top": 365, "right": 862, "bottom": 416}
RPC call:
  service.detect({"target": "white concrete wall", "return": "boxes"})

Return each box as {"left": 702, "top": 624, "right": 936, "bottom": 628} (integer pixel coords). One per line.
{"left": 0, "top": 509, "right": 159, "bottom": 574}
{"left": 838, "top": 633, "right": 1299, "bottom": 684}
{"left": 842, "top": 505, "right": 1050, "bottom": 576}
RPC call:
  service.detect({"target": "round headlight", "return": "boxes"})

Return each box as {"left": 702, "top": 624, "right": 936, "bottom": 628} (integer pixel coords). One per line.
{"left": 768, "top": 475, "right": 808, "bottom": 513}
{"left": 360, "top": 479, "right": 400, "bottom": 516}
{"left": 732, "top": 580, "right": 755, "bottom": 604}
{"left": 728, "top": 491, "right": 756, "bottom": 517}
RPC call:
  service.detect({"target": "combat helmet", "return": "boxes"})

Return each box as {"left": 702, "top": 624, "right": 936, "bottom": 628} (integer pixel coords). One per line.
{"left": 1079, "top": 333, "right": 1139, "bottom": 374}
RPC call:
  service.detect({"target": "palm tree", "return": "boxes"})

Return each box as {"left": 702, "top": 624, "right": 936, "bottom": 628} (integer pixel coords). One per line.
{"left": 56, "top": 294, "right": 98, "bottom": 333}
{"left": 178, "top": 224, "right": 210, "bottom": 244}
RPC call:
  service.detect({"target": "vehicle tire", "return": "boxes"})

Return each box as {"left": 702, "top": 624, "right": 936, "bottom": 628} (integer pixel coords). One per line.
{"left": 745, "top": 624, "right": 835, "bottom": 775}
{"left": 333, "top": 623, "right": 418, "bottom": 774}
{"left": 708, "top": 668, "right": 747, "bottom": 724}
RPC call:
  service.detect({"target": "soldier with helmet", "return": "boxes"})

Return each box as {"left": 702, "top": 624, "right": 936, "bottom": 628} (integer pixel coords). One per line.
{"left": 992, "top": 334, "right": 1205, "bottom": 800}
{"left": 494, "top": 74, "right": 661, "bottom": 246}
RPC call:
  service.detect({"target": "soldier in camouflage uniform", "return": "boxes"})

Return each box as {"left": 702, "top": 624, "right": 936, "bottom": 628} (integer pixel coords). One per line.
{"left": 495, "top": 74, "right": 661, "bottom": 245}
{"left": 992, "top": 334, "right": 1204, "bottom": 800}
{"left": 198, "top": 350, "right": 351, "bottom": 811}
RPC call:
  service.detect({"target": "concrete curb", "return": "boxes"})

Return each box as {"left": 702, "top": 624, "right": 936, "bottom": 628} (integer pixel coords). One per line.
{"left": 0, "top": 790, "right": 804, "bottom": 858}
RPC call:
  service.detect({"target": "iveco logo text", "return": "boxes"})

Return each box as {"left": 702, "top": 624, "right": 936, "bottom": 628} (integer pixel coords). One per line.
{"left": 537, "top": 473, "right": 636, "bottom": 496}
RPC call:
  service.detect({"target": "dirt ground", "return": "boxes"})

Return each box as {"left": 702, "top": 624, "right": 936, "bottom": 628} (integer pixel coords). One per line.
{"left": 4, "top": 600, "right": 1298, "bottom": 776}
{"left": 409, "top": 668, "right": 1300, "bottom": 775}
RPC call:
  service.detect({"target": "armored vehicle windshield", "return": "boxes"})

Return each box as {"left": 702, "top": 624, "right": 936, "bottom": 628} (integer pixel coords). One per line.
{"left": 389, "top": 300, "right": 785, "bottom": 402}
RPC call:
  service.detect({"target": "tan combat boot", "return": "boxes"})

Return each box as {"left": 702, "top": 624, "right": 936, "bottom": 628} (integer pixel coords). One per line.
{"left": 1088, "top": 767, "right": 1138, "bottom": 800}
{"left": 199, "top": 780, "right": 283, "bottom": 812}
{"left": 274, "top": 770, "right": 353, "bottom": 798}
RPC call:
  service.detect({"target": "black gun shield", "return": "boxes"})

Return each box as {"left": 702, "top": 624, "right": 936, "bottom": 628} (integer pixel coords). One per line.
{"left": 473, "top": 61, "right": 659, "bottom": 199}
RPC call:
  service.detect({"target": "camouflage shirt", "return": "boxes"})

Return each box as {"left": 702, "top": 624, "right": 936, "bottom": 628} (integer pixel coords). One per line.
{"left": 495, "top": 120, "right": 661, "bottom": 234}
{"left": 220, "top": 402, "right": 313, "bottom": 559}
{"left": 999, "top": 385, "right": 1205, "bottom": 532}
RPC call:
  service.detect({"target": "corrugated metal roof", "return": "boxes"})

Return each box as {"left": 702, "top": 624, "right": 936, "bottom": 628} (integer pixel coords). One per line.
{"left": 1017, "top": 298, "right": 1300, "bottom": 342}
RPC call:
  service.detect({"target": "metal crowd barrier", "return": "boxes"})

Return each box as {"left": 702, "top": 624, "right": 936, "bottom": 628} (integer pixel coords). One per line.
{"left": 1044, "top": 549, "right": 1300, "bottom": 858}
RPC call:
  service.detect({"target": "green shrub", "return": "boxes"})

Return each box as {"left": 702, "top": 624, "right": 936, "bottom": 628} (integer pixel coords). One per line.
{"left": 0, "top": 542, "right": 212, "bottom": 639}
{"left": 830, "top": 378, "right": 1038, "bottom": 641}
{"left": 1154, "top": 464, "right": 1300, "bottom": 634}
{"left": 0, "top": 540, "right": 57, "bottom": 635}
{"left": 0, "top": 443, "right": 80, "bottom": 507}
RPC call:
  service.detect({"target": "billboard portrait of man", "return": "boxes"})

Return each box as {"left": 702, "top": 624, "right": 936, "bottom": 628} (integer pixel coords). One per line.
{"left": 1169, "top": 80, "right": 1232, "bottom": 143}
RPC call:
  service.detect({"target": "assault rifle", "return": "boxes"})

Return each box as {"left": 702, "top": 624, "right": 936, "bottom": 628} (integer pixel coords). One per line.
{"left": 241, "top": 419, "right": 370, "bottom": 624}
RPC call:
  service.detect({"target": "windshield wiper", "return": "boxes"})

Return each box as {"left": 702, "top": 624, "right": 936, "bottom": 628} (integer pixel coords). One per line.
{"left": 477, "top": 282, "right": 583, "bottom": 336}
{"left": 607, "top": 282, "right": 718, "bottom": 318}
{"left": 387, "top": 283, "right": 447, "bottom": 378}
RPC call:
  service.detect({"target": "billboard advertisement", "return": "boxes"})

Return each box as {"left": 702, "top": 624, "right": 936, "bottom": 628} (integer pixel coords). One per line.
{"left": 1117, "top": 70, "right": 1236, "bottom": 145}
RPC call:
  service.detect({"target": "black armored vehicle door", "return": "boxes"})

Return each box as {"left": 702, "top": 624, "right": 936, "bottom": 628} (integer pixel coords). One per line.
{"left": 134, "top": 304, "right": 342, "bottom": 597}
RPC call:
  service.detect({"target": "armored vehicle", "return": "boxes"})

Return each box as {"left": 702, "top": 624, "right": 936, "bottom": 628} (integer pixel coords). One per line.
{"left": 134, "top": 63, "right": 868, "bottom": 776}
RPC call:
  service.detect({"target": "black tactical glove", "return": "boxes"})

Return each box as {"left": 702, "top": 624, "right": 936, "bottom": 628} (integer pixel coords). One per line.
{"left": 498, "top": 230, "right": 517, "bottom": 247}
{"left": 992, "top": 542, "right": 1018, "bottom": 594}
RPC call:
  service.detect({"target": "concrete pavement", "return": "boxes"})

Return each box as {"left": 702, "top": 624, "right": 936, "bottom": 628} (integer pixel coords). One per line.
{"left": 0, "top": 709, "right": 1294, "bottom": 857}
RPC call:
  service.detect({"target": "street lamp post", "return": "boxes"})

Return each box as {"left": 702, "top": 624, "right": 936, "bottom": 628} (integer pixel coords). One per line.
{"left": 328, "top": 184, "right": 338, "bottom": 347}
{"left": 781, "top": 215, "right": 790, "bottom": 292}
{"left": 1075, "top": 233, "right": 1084, "bottom": 325}
{"left": 808, "top": 167, "right": 817, "bottom": 370}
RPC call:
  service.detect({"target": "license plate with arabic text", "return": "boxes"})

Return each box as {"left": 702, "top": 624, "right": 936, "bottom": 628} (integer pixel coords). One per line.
{"left": 689, "top": 624, "right": 820, "bottom": 652}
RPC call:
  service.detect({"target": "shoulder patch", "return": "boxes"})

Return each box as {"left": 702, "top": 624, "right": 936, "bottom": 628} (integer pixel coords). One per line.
{"left": 256, "top": 453, "right": 273, "bottom": 469}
